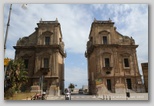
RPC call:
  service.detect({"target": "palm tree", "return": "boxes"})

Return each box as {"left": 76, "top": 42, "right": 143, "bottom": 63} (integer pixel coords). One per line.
{"left": 13, "top": 59, "right": 28, "bottom": 91}
{"left": 4, "top": 59, "right": 28, "bottom": 98}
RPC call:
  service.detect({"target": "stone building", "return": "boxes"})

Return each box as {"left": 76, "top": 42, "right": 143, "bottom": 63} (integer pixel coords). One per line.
{"left": 85, "top": 19, "right": 142, "bottom": 94}
{"left": 13, "top": 19, "right": 66, "bottom": 95}
{"left": 141, "top": 63, "right": 148, "bottom": 92}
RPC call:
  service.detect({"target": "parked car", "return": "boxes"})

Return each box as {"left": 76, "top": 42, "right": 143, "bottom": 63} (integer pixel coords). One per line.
{"left": 82, "top": 85, "right": 88, "bottom": 94}
{"left": 78, "top": 89, "right": 83, "bottom": 94}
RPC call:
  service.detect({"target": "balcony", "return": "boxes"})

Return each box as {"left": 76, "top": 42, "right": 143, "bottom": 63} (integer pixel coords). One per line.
{"left": 40, "top": 67, "right": 49, "bottom": 75}
{"left": 102, "top": 66, "right": 112, "bottom": 74}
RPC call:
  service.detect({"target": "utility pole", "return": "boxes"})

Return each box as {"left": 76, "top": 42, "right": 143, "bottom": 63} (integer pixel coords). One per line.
{"left": 4, "top": 4, "right": 12, "bottom": 55}
{"left": 4, "top": 4, "right": 27, "bottom": 55}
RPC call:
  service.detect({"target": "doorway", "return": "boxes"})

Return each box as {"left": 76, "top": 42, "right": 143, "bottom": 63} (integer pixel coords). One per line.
{"left": 107, "top": 79, "right": 112, "bottom": 91}
{"left": 126, "top": 78, "right": 132, "bottom": 89}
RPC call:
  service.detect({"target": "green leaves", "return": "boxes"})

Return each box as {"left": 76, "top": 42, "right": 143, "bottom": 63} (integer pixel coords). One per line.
{"left": 4, "top": 58, "right": 28, "bottom": 98}
{"left": 68, "top": 83, "right": 76, "bottom": 92}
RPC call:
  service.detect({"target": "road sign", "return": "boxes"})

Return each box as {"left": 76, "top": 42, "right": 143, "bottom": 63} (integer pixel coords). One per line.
{"left": 4, "top": 58, "right": 10, "bottom": 66}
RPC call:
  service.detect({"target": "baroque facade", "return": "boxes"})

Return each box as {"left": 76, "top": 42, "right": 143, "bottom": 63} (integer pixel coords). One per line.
{"left": 85, "top": 19, "right": 142, "bottom": 94}
{"left": 13, "top": 19, "right": 66, "bottom": 95}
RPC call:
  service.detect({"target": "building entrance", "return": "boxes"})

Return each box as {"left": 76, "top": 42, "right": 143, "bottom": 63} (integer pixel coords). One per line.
{"left": 107, "top": 79, "right": 112, "bottom": 91}
{"left": 126, "top": 78, "right": 132, "bottom": 89}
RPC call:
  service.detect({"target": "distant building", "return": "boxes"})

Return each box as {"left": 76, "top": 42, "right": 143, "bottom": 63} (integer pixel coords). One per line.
{"left": 13, "top": 19, "right": 66, "bottom": 95}
{"left": 82, "top": 85, "right": 88, "bottom": 94}
{"left": 85, "top": 19, "right": 142, "bottom": 94}
{"left": 141, "top": 63, "right": 148, "bottom": 92}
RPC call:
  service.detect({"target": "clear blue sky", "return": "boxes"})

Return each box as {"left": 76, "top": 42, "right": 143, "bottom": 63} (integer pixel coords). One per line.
{"left": 4, "top": 4, "right": 148, "bottom": 89}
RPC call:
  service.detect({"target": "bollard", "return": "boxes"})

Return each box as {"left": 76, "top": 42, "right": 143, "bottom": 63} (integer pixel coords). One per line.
{"left": 106, "top": 95, "right": 108, "bottom": 100}
{"left": 104, "top": 95, "right": 106, "bottom": 100}
{"left": 109, "top": 96, "right": 111, "bottom": 100}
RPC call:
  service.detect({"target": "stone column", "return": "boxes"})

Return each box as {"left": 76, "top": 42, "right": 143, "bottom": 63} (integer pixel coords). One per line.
{"left": 55, "top": 51, "right": 58, "bottom": 76}
{"left": 34, "top": 56, "right": 39, "bottom": 74}
{"left": 54, "top": 26, "right": 59, "bottom": 45}
{"left": 53, "top": 52, "right": 56, "bottom": 75}
{"left": 130, "top": 54, "right": 134, "bottom": 75}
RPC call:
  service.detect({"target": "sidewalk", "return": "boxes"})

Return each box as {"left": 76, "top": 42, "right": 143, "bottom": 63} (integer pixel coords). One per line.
{"left": 97, "top": 93, "right": 148, "bottom": 100}
{"left": 46, "top": 95, "right": 64, "bottom": 100}
{"left": 22, "top": 97, "right": 32, "bottom": 100}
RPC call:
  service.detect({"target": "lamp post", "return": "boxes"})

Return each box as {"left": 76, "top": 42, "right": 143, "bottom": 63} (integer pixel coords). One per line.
{"left": 4, "top": 4, "right": 12, "bottom": 89}
{"left": 40, "top": 68, "right": 49, "bottom": 98}
{"left": 4, "top": 3, "right": 27, "bottom": 88}
{"left": 4, "top": 4, "right": 12, "bottom": 55}
{"left": 4, "top": 4, "right": 27, "bottom": 55}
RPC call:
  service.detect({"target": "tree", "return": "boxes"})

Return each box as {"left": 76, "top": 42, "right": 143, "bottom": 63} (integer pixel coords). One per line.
{"left": 68, "top": 83, "right": 76, "bottom": 92}
{"left": 4, "top": 59, "right": 28, "bottom": 98}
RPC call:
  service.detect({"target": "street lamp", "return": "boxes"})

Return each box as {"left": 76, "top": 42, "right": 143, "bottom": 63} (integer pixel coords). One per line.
{"left": 40, "top": 68, "right": 49, "bottom": 96}
{"left": 4, "top": 4, "right": 27, "bottom": 55}
{"left": 4, "top": 4, "right": 12, "bottom": 55}
{"left": 4, "top": 3, "right": 27, "bottom": 84}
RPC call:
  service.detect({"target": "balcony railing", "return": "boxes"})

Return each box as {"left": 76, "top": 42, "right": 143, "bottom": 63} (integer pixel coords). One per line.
{"left": 40, "top": 67, "right": 49, "bottom": 75}
{"left": 102, "top": 66, "right": 112, "bottom": 74}
{"left": 103, "top": 66, "right": 112, "bottom": 70}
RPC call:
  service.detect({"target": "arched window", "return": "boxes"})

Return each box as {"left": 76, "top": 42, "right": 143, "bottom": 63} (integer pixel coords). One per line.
{"left": 99, "top": 30, "right": 110, "bottom": 44}
{"left": 41, "top": 31, "right": 53, "bottom": 45}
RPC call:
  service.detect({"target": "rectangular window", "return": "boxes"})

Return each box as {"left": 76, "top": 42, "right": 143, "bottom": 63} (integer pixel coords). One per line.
{"left": 24, "top": 59, "right": 29, "bottom": 69}
{"left": 124, "top": 58, "right": 129, "bottom": 67}
{"left": 44, "top": 58, "right": 49, "bottom": 68}
{"left": 45, "top": 37, "right": 50, "bottom": 45}
{"left": 105, "top": 58, "right": 110, "bottom": 67}
{"left": 103, "top": 36, "right": 107, "bottom": 44}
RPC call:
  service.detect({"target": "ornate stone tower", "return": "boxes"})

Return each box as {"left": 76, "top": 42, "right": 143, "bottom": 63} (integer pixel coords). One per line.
{"left": 14, "top": 19, "right": 66, "bottom": 95}
{"left": 85, "top": 19, "right": 142, "bottom": 94}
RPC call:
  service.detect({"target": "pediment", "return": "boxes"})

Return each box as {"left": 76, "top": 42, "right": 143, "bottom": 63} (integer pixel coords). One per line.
{"left": 42, "top": 31, "right": 53, "bottom": 35}
{"left": 120, "top": 53, "right": 130, "bottom": 57}
{"left": 103, "top": 52, "right": 111, "bottom": 55}
{"left": 99, "top": 30, "right": 110, "bottom": 35}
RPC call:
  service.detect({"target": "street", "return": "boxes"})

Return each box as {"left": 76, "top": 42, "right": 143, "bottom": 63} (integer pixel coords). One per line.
{"left": 47, "top": 94, "right": 101, "bottom": 100}
{"left": 46, "top": 92, "right": 148, "bottom": 101}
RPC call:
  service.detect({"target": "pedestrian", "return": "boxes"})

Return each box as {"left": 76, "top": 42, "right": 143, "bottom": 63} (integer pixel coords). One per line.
{"left": 65, "top": 88, "right": 68, "bottom": 93}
